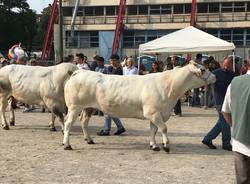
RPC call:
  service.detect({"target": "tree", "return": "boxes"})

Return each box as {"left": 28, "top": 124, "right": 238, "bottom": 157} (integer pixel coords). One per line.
{"left": 0, "top": 0, "right": 37, "bottom": 53}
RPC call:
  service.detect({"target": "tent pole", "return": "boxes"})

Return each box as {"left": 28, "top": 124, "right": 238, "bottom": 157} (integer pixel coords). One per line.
{"left": 138, "top": 52, "right": 141, "bottom": 75}
{"left": 232, "top": 50, "right": 235, "bottom": 72}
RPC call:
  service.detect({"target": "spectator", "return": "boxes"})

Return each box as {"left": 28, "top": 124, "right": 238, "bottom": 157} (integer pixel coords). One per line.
{"left": 95, "top": 56, "right": 107, "bottom": 74}
{"left": 149, "top": 61, "right": 161, "bottom": 73}
{"left": 75, "top": 53, "right": 90, "bottom": 70}
{"left": 163, "top": 57, "right": 173, "bottom": 71}
{"left": 63, "top": 55, "right": 74, "bottom": 63}
{"left": 123, "top": 57, "right": 138, "bottom": 75}
{"left": 202, "top": 57, "right": 236, "bottom": 151}
{"left": 97, "top": 54, "right": 126, "bottom": 136}
{"left": 191, "top": 54, "right": 202, "bottom": 107}
{"left": 157, "top": 60, "right": 164, "bottom": 72}
{"left": 137, "top": 59, "right": 146, "bottom": 75}
{"left": 171, "top": 56, "right": 182, "bottom": 116}
{"left": 90, "top": 55, "right": 99, "bottom": 71}
{"left": 202, "top": 59, "right": 213, "bottom": 109}
{"left": 222, "top": 59, "right": 250, "bottom": 184}
{"left": 240, "top": 59, "right": 248, "bottom": 75}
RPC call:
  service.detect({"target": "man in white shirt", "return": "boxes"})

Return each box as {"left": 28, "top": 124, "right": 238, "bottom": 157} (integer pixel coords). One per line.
{"left": 222, "top": 59, "right": 250, "bottom": 184}
{"left": 75, "top": 53, "right": 90, "bottom": 70}
{"left": 123, "top": 57, "right": 138, "bottom": 75}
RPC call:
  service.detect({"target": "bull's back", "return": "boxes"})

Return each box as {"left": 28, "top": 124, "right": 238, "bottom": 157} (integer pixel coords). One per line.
{"left": 65, "top": 70, "right": 160, "bottom": 118}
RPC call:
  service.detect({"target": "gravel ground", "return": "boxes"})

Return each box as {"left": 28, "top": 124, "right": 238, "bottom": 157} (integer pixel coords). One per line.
{"left": 0, "top": 105, "right": 235, "bottom": 184}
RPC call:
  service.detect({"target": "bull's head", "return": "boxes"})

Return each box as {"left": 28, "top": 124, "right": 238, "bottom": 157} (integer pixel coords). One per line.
{"left": 188, "top": 60, "right": 216, "bottom": 85}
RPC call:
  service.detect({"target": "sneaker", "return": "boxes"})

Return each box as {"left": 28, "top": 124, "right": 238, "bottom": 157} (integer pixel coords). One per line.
{"left": 96, "top": 130, "right": 110, "bottom": 136}
{"left": 202, "top": 140, "right": 217, "bottom": 149}
{"left": 114, "top": 128, "right": 126, "bottom": 135}
{"left": 222, "top": 144, "right": 232, "bottom": 151}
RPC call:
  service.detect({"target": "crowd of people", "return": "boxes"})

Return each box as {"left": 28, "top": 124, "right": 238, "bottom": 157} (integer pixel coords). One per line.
{"left": 1, "top": 47, "right": 249, "bottom": 183}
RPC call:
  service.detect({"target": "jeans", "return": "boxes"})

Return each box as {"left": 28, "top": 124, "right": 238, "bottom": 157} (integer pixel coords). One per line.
{"left": 203, "top": 85, "right": 214, "bottom": 107}
{"left": 174, "top": 100, "right": 182, "bottom": 114}
{"left": 203, "top": 112, "right": 231, "bottom": 146}
{"left": 192, "top": 88, "right": 201, "bottom": 106}
{"left": 103, "top": 114, "right": 124, "bottom": 132}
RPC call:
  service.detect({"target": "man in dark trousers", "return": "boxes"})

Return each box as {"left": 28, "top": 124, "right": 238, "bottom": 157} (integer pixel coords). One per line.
{"left": 97, "top": 54, "right": 126, "bottom": 136}
{"left": 202, "top": 57, "right": 236, "bottom": 151}
{"left": 222, "top": 59, "right": 250, "bottom": 184}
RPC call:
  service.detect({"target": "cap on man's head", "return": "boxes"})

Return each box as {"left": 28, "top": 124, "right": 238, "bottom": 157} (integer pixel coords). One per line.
{"left": 110, "top": 54, "right": 120, "bottom": 61}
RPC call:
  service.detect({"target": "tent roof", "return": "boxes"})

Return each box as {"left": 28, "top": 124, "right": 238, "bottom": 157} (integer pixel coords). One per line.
{"left": 139, "top": 26, "right": 235, "bottom": 54}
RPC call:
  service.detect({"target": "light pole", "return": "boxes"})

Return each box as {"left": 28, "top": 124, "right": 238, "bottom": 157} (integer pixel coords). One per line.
{"left": 59, "top": 0, "right": 63, "bottom": 63}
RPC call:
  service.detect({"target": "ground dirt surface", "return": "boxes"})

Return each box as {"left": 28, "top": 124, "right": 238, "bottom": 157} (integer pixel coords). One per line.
{"left": 0, "top": 105, "right": 234, "bottom": 184}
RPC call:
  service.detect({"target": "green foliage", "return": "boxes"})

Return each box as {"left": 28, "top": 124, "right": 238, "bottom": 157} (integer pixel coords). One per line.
{"left": 0, "top": 0, "right": 37, "bottom": 53}
{"left": 33, "top": 6, "right": 51, "bottom": 50}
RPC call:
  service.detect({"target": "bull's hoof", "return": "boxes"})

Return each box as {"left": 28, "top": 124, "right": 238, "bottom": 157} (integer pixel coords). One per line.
{"left": 10, "top": 121, "right": 15, "bottom": 126}
{"left": 2, "top": 125, "right": 10, "bottom": 130}
{"left": 64, "top": 145, "right": 73, "bottom": 150}
{"left": 163, "top": 146, "right": 170, "bottom": 153}
{"left": 49, "top": 127, "right": 57, "bottom": 132}
{"left": 87, "top": 140, "right": 95, "bottom": 144}
{"left": 152, "top": 146, "right": 160, "bottom": 151}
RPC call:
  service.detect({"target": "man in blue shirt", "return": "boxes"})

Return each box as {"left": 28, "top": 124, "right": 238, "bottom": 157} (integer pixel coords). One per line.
{"left": 202, "top": 57, "right": 236, "bottom": 151}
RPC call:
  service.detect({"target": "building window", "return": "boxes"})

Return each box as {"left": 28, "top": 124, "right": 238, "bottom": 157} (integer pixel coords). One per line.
{"left": 90, "top": 32, "right": 99, "bottom": 47}
{"left": 94, "top": 6, "right": 104, "bottom": 16}
{"left": 197, "top": 3, "right": 208, "bottom": 13}
{"left": 150, "top": 5, "right": 160, "bottom": 15}
{"left": 220, "top": 29, "right": 232, "bottom": 42}
{"left": 221, "top": 2, "right": 233, "bottom": 13}
{"left": 234, "top": 2, "right": 245, "bottom": 12}
{"left": 206, "top": 29, "right": 218, "bottom": 37}
{"left": 184, "top": 4, "right": 191, "bottom": 14}
{"left": 85, "top": 7, "right": 94, "bottom": 16}
{"left": 173, "top": 4, "right": 183, "bottom": 14}
{"left": 65, "top": 31, "right": 99, "bottom": 48}
{"left": 123, "top": 30, "right": 173, "bottom": 48}
{"left": 246, "top": 30, "right": 250, "bottom": 45}
{"left": 63, "top": 7, "right": 73, "bottom": 16}
{"left": 138, "top": 5, "right": 148, "bottom": 15}
{"left": 208, "top": 3, "right": 219, "bottom": 13}
{"left": 232, "top": 29, "right": 244, "bottom": 46}
{"left": 106, "top": 6, "right": 116, "bottom": 15}
{"left": 127, "top": 5, "right": 137, "bottom": 15}
{"left": 248, "top": 2, "right": 250, "bottom": 12}
{"left": 123, "top": 31, "right": 134, "bottom": 48}
{"left": 161, "top": 5, "right": 171, "bottom": 14}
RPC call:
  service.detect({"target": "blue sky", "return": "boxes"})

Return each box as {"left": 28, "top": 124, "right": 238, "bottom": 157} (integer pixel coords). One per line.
{"left": 27, "top": 0, "right": 53, "bottom": 13}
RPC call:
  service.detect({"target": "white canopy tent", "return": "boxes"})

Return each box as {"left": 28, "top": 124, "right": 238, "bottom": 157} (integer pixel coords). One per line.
{"left": 138, "top": 26, "right": 236, "bottom": 70}
{"left": 139, "top": 26, "right": 235, "bottom": 54}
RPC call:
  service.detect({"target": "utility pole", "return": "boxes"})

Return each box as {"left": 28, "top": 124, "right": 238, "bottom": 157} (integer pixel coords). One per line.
{"left": 59, "top": 0, "right": 63, "bottom": 63}
{"left": 190, "top": 0, "right": 196, "bottom": 26}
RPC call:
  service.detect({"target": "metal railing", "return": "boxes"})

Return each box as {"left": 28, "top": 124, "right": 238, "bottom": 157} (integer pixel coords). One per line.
{"left": 64, "top": 12, "right": 250, "bottom": 25}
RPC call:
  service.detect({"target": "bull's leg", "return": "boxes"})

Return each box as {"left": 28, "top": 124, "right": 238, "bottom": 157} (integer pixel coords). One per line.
{"left": 49, "top": 113, "right": 57, "bottom": 131}
{"left": 149, "top": 122, "right": 159, "bottom": 151}
{"left": 151, "top": 113, "right": 170, "bottom": 153}
{"left": 0, "top": 98, "right": 9, "bottom": 130}
{"left": 63, "top": 108, "right": 79, "bottom": 150}
{"left": 80, "top": 108, "right": 94, "bottom": 144}
{"left": 8, "top": 98, "right": 15, "bottom": 126}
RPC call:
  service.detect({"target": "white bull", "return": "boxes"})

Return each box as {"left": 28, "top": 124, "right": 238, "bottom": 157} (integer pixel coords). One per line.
{"left": 0, "top": 63, "right": 78, "bottom": 131}
{"left": 63, "top": 61, "right": 216, "bottom": 152}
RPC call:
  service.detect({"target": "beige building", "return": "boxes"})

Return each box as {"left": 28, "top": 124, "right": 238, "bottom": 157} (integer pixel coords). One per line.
{"left": 62, "top": 0, "right": 250, "bottom": 62}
